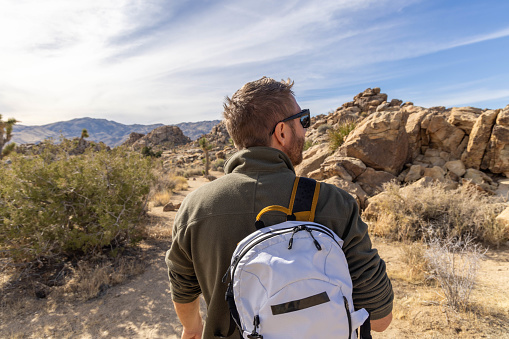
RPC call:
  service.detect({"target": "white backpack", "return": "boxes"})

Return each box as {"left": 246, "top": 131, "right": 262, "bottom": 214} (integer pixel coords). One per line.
{"left": 223, "top": 177, "right": 370, "bottom": 339}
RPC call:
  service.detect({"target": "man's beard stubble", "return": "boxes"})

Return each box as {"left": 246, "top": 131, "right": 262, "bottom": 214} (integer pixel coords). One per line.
{"left": 286, "top": 126, "right": 305, "bottom": 166}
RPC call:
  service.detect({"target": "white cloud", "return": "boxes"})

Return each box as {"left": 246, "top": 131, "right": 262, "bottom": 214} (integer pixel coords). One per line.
{"left": 0, "top": 0, "right": 508, "bottom": 125}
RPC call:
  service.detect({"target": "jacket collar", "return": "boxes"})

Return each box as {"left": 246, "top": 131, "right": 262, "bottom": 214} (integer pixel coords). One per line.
{"left": 224, "top": 147, "right": 295, "bottom": 174}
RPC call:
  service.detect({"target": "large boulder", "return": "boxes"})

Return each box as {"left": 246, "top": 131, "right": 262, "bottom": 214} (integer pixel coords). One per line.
{"left": 481, "top": 108, "right": 509, "bottom": 176}
{"left": 423, "top": 166, "right": 446, "bottom": 181}
{"left": 445, "top": 160, "right": 466, "bottom": 177}
{"left": 355, "top": 167, "right": 398, "bottom": 196}
{"left": 295, "top": 143, "right": 330, "bottom": 177}
{"left": 427, "top": 115, "right": 466, "bottom": 158}
{"left": 322, "top": 176, "right": 369, "bottom": 209}
{"left": 340, "top": 110, "right": 409, "bottom": 175}
{"left": 122, "top": 132, "right": 145, "bottom": 147}
{"left": 132, "top": 125, "right": 191, "bottom": 150}
{"left": 404, "top": 106, "right": 430, "bottom": 160}
{"left": 320, "top": 156, "right": 367, "bottom": 181}
{"left": 404, "top": 164, "right": 425, "bottom": 183}
{"left": 462, "top": 109, "right": 499, "bottom": 169}
{"left": 447, "top": 107, "right": 482, "bottom": 134}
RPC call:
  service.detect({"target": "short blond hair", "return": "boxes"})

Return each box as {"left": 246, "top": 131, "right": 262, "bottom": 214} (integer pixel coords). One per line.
{"left": 223, "top": 77, "right": 295, "bottom": 149}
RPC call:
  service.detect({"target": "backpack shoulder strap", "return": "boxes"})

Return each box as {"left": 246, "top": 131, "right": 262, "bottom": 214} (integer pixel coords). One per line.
{"left": 255, "top": 177, "right": 320, "bottom": 229}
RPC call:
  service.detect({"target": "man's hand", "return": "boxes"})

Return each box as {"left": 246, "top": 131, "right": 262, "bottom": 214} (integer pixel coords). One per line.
{"left": 371, "top": 312, "right": 392, "bottom": 332}
{"left": 181, "top": 324, "right": 204, "bottom": 339}
{"left": 174, "top": 298, "right": 204, "bottom": 339}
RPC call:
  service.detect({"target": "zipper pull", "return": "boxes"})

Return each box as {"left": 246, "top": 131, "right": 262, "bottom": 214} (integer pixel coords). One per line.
{"left": 306, "top": 227, "right": 322, "bottom": 250}
{"left": 221, "top": 266, "right": 231, "bottom": 283}
{"left": 221, "top": 255, "right": 238, "bottom": 283}
{"left": 247, "top": 315, "right": 263, "bottom": 339}
{"left": 288, "top": 226, "right": 301, "bottom": 249}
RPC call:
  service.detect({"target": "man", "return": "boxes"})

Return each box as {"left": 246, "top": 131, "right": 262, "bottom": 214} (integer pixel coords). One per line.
{"left": 166, "top": 77, "right": 393, "bottom": 339}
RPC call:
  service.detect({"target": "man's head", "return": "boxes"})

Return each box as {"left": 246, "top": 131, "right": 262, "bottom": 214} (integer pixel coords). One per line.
{"left": 223, "top": 77, "right": 308, "bottom": 165}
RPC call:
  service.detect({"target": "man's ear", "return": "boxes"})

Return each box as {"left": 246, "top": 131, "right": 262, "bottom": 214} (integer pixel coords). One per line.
{"left": 271, "top": 122, "right": 290, "bottom": 148}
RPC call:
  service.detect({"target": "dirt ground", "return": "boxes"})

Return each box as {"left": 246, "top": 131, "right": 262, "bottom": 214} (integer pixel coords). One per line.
{"left": 1, "top": 171, "right": 509, "bottom": 338}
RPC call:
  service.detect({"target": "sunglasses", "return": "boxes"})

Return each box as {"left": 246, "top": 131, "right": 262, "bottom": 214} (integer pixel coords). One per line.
{"left": 269, "top": 109, "right": 311, "bottom": 135}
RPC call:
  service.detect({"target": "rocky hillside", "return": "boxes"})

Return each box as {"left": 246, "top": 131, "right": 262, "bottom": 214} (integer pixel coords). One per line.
{"left": 295, "top": 88, "right": 509, "bottom": 208}
{"left": 11, "top": 118, "right": 220, "bottom": 146}
{"left": 123, "top": 125, "right": 192, "bottom": 150}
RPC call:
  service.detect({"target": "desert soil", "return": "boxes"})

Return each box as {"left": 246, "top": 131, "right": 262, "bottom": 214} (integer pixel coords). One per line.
{"left": 2, "top": 171, "right": 509, "bottom": 338}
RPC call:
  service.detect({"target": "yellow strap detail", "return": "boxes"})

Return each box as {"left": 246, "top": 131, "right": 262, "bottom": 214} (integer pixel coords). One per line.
{"left": 287, "top": 177, "right": 300, "bottom": 212}
{"left": 309, "top": 182, "right": 320, "bottom": 221}
{"left": 256, "top": 205, "right": 291, "bottom": 221}
{"left": 294, "top": 211, "right": 311, "bottom": 221}
{"left": 255, "top": 177, "right": 319, "bottom": 222}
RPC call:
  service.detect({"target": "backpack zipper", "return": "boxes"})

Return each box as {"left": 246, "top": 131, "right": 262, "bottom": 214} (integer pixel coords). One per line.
{"left": 343, "top": 296, "right": 352, "bottom": 339}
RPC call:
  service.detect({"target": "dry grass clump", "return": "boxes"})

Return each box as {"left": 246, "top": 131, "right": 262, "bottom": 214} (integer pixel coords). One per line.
{"left": 170, "top": 175, "right": 189, "bottom": 191}
{"left": 399, "top": 242, "right": 429, "bottom": 283}
{"left": 64, "top": 256, "right": 145, "bottom": 301}
{"left": 364, "top": 181, "right": 508, "bottom": 246}
{"left": 151, "top": 190, "right": 172, "bottom": 207}
{"left": 149, "top": 170, "right": 188, "bottom": 206}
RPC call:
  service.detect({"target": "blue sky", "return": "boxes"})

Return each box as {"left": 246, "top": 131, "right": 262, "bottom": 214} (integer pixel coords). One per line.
{"left": 1, "top": 0, "right": 508, "bottom": 126}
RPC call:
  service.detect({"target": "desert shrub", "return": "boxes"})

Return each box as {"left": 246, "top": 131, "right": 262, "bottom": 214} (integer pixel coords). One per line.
{"left": 303, "top": 139, "right": 313, "bottom": 151}
{"left": 149, "top": 172, "right": 188, "bottom": 207}
{"left": 141, "top": 146, "right": 162, "bottom": 158}
{"left": 425, "top": 237, "right": 485, "bottom": 311}
{"left": 0, "top": 146, "right": 153, "bottom": 263}
{"left": 327, "top": 120, "right": 357, "bottom": 152}
{"left": 364, "top": 181, "right": 507, "bottom": 245}
{"left": 151, "top": 190, "right": 172, "bottom": 207}
{"left": 212, "top": 159, "right": 225, "bottom": 171}
{"left": 150, "top": 172, "right": 188, "bottom": 193}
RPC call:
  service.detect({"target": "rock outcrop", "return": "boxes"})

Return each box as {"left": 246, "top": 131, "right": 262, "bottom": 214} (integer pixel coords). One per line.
{"left": 295, "top": 89, "right": 509, "bottom": 208}
{"left": 130, "top": 126, "right": 191, "bottom": 150}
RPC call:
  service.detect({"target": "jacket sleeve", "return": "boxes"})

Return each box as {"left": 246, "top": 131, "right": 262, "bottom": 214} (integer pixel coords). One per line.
{"left": 165, "top": 217, "right": 202, "bottom": 303}
{"left": 341, "top": 196, "right": 394, "bottom": 320}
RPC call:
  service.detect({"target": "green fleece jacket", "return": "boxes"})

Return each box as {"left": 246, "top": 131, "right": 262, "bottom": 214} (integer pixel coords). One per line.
{"left": 166, "top": 147, "right": 393, "bottom": 338}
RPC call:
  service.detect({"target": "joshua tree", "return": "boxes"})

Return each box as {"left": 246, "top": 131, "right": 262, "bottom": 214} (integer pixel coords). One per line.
{"left": 80, "top": 128, "right": 89, "bottom": 140}
{"left": 78, "top": 128, "right": 89, "bottom": 148}
{"left": 0, "top": 114, "right": 18, "bottom": 159}
{"left": 199, "top": 137, "right": 213, "bottom": 176}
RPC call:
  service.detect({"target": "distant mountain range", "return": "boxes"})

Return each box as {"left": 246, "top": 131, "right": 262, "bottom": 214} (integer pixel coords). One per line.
{"left": 11, "top": 118, "right": 221, "bottom": 146}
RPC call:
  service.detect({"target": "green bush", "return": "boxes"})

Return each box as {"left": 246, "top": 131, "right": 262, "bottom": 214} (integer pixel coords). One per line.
{"left": 141, "top": 146, "right": 162, "bottom": 158}
{"left": 212, "top": 159, "right": 225, "bottom": 171}
{"left": 0, "top": 146, "right": 154, "bottom": 263}
{"left": 303, "top": 139, "right": 313, "bottom": 151}
{"left": 327, "top": 120, "right": 357, "bottom": 152}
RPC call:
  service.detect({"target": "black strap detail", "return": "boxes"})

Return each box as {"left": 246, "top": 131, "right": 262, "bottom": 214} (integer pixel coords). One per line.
{"left": 254, "top": 220, "right": 265, "bottom": 230}
{"left": 219, "top": 284, "right": 241, "bottom": 338}
{"left": 292, "top": 177, "right": 316, "bottom": 214}
{"left": 286, "top": 214, "right": 296, "bottom": 221}
{"left": 270, "top": 291, "right": 330, "bottom": 315}
{"left": 359, "top": 314, "right": 372, "bottom": 339}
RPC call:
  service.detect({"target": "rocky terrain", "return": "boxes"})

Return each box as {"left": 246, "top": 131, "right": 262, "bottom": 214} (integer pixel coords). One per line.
{"left": 295, "top": 88, "right": 508, "bottom": 211}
